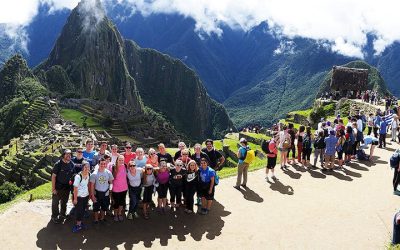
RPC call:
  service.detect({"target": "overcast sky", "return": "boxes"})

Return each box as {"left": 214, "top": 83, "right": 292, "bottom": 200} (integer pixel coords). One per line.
{"left": 1, "top": 0, "right": 400, "bottom": 58}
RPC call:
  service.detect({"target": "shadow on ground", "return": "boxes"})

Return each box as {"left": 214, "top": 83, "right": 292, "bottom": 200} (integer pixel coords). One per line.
{"left": 36, "top": 200, "right": 230, "bottom": 249}
{"left": 267, "top": 179, "right": 294, "bottom": 195}
{"left": 238, "top": 186, "right": 264, "bottom": 203}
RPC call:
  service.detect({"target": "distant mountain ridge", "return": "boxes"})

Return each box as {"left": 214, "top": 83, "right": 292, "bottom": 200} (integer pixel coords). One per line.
{"left": 0, "top": 1, "right": 398, "bottom": 128}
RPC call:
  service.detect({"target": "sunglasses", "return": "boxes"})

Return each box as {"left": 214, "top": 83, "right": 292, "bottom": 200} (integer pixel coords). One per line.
{"left": 150, "top": 153, "right": 155, "bottom": 155}
{"left": 146, "top": 168, "right": 153, "bottom": 171}
{"left": 176, "top": 164, "right": 183, "bottom": 167}
{"left": 126, "top": 147, "right": 132, "bottom": 149}
{"left": 182, "top": 153, "right": 188, "bottom": 156}
{"left": 77, "top": 151, "right": 83, "bottom": 153}
{"left": 129, "top": 165, "right": 136, "bottom": 167}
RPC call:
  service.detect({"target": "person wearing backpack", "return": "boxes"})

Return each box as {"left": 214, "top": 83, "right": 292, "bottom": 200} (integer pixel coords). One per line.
{"left": 265, "top": 136, "right": 278, "bottom": 181}
{"left": 313, "top": 130, "right": 326, "bottom": 168}
{"left": 199, "top": 158, "right": 216, "bottom": 215}
{"left": 72, "top": 161, "right": 91, "bottom": 233}
{"left": 278, "top": 125, "right": 291, "bottom": 170}
{"left": 234, "top": 138, "right": 250, "bottom": 189}
{"left": 297, "top": 126, "right": 305, "bottom": 164}
{"left": 51, "top": 149, "right": 75, "bottom": 224}
{"left": 344, "top": 126, "right": 355, "bottom": 164}
{"left": 288, "top": 123, "right": 296, "bottom": 164}
{"left": 336, "top": 129, "right": 346, "bottom": 170}
{"left": 302, "top": 127, "right": 313, "bottom": 168}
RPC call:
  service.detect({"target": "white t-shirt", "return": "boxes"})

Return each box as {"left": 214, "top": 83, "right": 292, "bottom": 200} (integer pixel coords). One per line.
{"left": 127, "top": 168, "right": 143, "bottom": 187}
{"left": 73, "top": 174, "right": 89, "bottom": 197}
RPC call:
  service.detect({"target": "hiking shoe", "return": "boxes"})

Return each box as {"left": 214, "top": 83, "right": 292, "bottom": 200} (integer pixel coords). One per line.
{"left": 271, "top": 175, "right": 278, "bottom": 181}
{"left": 72, "top": 225, "right": 82, "bottom": 233}
{"left": 240, "top": 184, "right": 247, "bottom": 188}
{"left": 127, "top": 213, "right": 133, "bottom": 220}
{"left": 51, "top": 217, "right": 60, "bottom": 224}
{"left": 233, "top": 186, "right": 241, "bottom": 190}
{"left": 201, "top": 209, "right": 209, "bottom": 215}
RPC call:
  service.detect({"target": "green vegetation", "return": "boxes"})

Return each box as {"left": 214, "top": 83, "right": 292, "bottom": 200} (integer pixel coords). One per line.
{"left": 60, "top": 109, "right": 102, "bottom": 130}
{"left": 0, "top": 182, "right": 23, "bottom": 204}
{"left": 0, "top": 182, "right": 51, "bottom": 213}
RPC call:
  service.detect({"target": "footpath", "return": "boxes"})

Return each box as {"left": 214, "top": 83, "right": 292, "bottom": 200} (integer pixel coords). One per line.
{"left": 0, "top": 139, "right": 398, "bottom": 249}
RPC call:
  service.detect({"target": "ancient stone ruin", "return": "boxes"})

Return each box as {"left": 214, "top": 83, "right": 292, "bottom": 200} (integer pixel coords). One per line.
{"left": 330, "top": 66, "right": 368, "bottom": 98}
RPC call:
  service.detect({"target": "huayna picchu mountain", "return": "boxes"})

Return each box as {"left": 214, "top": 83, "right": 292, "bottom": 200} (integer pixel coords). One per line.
{"left": 35, "top": 0, "right": 233, "bottom": 141}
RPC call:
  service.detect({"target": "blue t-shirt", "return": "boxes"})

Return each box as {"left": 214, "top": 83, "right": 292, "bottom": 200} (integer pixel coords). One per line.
{"left": 238, "top": 146, "right": 247, "bottom": 164}
{"left": 199, "top": 166, "right": 216, "bottom": 183}
{"left": 83, "top": 150, "right": 96, "bottom": 166}
{"left": 324, "top": 135, "right": 338, "bottom": 156}
{"left": 134, "top": 157, "right": 148, "bottom": 168}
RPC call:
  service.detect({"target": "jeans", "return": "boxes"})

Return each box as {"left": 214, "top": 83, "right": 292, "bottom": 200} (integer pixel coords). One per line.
{"left": 169, "top": 184, "right": 183, "bottom": 204}
{"left": 128, "top": 186, "right": 141, "bottom": 213}
{"left": 51, "top": 189, "right": 70, "bottom": 219}
{"left": 236, "top": 162, "right": 249, "bottom": 186}
{"left": 379, "top": 133, "right": 386, "bottom": 147}
{"left": 314, "top": 148, "right": 324, "bottom": 166}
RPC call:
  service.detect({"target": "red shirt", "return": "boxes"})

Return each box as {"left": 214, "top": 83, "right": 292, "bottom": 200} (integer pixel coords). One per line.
{"left": 123, "top": 152, "right": 136, "bottom": 165}
{"left": 267, "top": 140, "right": 278, "bottom": 158}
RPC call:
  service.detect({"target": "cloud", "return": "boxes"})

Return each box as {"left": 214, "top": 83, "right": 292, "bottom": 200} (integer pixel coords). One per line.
{"left": 1, "top": 0, "right": 400, "bottom": 58}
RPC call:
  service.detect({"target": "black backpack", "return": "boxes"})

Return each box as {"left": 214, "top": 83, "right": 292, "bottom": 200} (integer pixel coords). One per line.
{"left": 314, "top": 136, "right": 326, "bottom": 149}
{"left": 261, "top": 140, "right": 271, "bottom": 154}
{"left": 69, "top": 171, "right": 90, "bottom": 190}
{"left": 302, "top": 134, "right": 312, "bottom": 149}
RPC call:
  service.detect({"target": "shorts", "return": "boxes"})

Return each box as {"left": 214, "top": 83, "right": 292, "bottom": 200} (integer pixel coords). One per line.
{"left": 143, "top": 185, "right": 154, "bottom": 203}
{"left": 112, "top": 190, "right": 127, "bottom": 209}
{"left": 199, "top": 182, "right": 215, "bottom": 201}
{"left": 324, "top": 154, "right": 335, "bottom": 162}
{"left": 278, "top": 147, "right": 289, "bottom": 152}
{"left": 337, "top": 151, "right": 344, "bottom": 160}
{"left": 267, "top": 156, "right": 277, "bottom": 169}
{"left": 157, "top": 183, "right": 169, "bottom": 199}
{"left": 93, "top": 190, "right": 110, "bottom": 212}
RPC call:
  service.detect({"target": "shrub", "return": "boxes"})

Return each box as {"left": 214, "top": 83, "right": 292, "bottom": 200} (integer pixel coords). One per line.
{"left": 0, "top": 182, "right": 23, "bottom": 204}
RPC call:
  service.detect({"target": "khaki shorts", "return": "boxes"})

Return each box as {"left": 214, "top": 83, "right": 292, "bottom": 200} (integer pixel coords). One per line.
{"left": 324, "top": 154, "right": 335, "bottom": 162}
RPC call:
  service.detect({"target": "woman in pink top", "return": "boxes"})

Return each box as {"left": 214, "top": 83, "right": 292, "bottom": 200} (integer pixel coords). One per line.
{"left": 111, "top": 155, "right": 128, "bottom": 222}
{"left": 155, "top": 161, "right": 170, "bottom": 213}
{"left": 266, "top": 136, "right": 279, "bottom": 181}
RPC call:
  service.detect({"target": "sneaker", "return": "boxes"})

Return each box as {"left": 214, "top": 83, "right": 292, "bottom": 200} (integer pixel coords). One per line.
{"left": 134, "top": 212, "right": 139, "bottom": 218}
{"left": 118, "top": 215, "right": 124, "bottom": 222}
{"left": 72, "top": 225, "right": 82, "bottom": 233}
{"left": 240, "top": 184, "right": 247, "bottom": 188}
{"left": 51, "top": 217, "right": 60, "bottom": 224}
{"left": 201, "top": 209, "right": 209, "bottom": 215}
{"left": 233, "top": 186, "right": 241, "bottom": 190}
{"left": 265, "top": 176, "right": 269, "bottom": 182}
{"left": 127, "top": 213, "right": 133, "bottom": 220}
{"left": 114, "top": 216, "right": 119, "bottom": 222}
{"left": 271, "top": 175, "right": 278, "bottom": 181}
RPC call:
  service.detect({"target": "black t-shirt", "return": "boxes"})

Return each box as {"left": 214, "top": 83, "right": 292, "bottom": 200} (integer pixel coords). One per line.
{"left": 186, "top": 170, "right": 199, "bottom": 185}
{"left": 169, "top": 168, "right": 187, "bottom": 186}
{"left": 157, "top": 152, "right": 173, "bottom": 163}
{"left": 52, "top": 160, "right": 75, "bottom": 190}
{"left": 173, "top": 150, "right": 192, "bottom": 161}
{"left": 72, "top": 157, "right": 84, "bottom": 174}
{"left": 192, "top": 152, "right": 210, "bottom": 166}
{"left": 201, "top": 148, "right": 222, "bottom": 169}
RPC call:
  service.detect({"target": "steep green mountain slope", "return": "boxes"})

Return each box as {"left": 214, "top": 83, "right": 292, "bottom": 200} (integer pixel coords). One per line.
{"left": 35, "top": 0, "right": 233, "bottom": 141}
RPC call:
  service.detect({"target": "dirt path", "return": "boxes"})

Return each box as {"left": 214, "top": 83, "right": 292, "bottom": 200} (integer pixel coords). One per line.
{"left": 0, "top": 142, "right": 399, "bottom": 249}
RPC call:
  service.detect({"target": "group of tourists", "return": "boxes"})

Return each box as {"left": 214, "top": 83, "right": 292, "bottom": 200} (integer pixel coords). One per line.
{"left": 51, "top": 139, "right": 225, "bottom": 233}
{"left": 262, "top": 109, "right": 399, "bottom": 181}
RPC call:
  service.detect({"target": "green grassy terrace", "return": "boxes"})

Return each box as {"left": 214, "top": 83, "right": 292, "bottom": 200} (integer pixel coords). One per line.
{"left": 60, "top": 108, "right": 103, "bottom": 130}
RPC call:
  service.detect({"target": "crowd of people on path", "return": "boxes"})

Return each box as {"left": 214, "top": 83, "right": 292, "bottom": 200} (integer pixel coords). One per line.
{"left": 260, "top": 108, "right": 399, "bottom": 182}
{"left": 51, "top": 139, "right": 225, "bottom": 233}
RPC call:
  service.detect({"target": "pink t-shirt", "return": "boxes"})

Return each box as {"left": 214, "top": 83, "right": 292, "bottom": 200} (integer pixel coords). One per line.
{"left": 112, "top": 164, "right": 128, "bottom": 192}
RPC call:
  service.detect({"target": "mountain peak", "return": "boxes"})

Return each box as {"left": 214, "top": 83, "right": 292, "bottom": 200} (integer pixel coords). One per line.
{"left": 76, "top": 0, "right": 106, "bottom": 33}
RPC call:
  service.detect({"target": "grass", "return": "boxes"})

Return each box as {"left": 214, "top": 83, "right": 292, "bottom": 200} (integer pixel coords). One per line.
{"left": 60, "top": 108, "right": 103, "bottom": 130}
{"left": 289, "top": 108, "right": 313, "bottom": 117}
{"left": 0, "top": 182, "right": 51, "bottom": 214}
{"left": 241, "top": 132, "right": 271, "bottom": 140}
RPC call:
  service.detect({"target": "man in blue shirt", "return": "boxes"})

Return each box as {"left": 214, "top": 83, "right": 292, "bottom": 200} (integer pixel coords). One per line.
{"left": 324, "top": 130, "right": 338, "bottom": 170}
{"left": 234, "top": 138, "right": 249, "bottom": 190}
{"left": 379, "top": 116, "right": 387, "bottom": 149}
{"left": 83, "top": 139, "right": 96, "bottom": 169}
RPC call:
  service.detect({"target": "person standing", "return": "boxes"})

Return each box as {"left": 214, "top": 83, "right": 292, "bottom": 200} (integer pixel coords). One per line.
{"left": 90, "top": 158, "right": 114, "bottom": 223}
{"left": 126, "top": 161, "right": 142, "bottom": 220}
{"left": 336, "top": 129, "right": 346, "bottom": 170}
{"left": 157, "top": 143, "right": 173, "bottom": 164}
{"left": 313, "top": 131, "right": 326, "bottom": 168}
{"left": 51, "top": 149, "right": 75, "bottom": 224}
{"left": 184, "top": 160, "right": 199, "bottom": 214}
{"left": 82, "top": 139, "right": 96, "bottom": 168}
{"left": 123, "top": 143, "right": 136, "bottom": 165}
{"left": 278, "top": 125, "right": 291, "bottom": 169}
{"left": 391, "top": 116, "right": 398, "bottom": 142}
{"left": 234, "top": 138, "right": 250, "bottom": 189}
{"left": 296, "top": 126, "right": 305, "bottom": 164}
{"left": 192, "top": 143, "right": 210, "bottom": 166}
{"left": 93, "top": 141, "right": 110, "bottom": 167}
{"left": 72, "top": 161, "right": 91, "bottom": 233}
{"left": 302, "top": 127, "right": 313, "bottom": 168}
{"left": 379, "top": 116, "right": 387, "bottom": 149}
{"left": 202, "top": 139, "right": 225, "bottom": 171}
{"left": 72, "top": 147, "right": 85, "bottom": 173}
{"left": 110, "top": 144, "right": 120, "bottom": 165}
{"left": 367, "top": 113, "right": 374, "bottom": 136}
{"left": 288, "top": 123, "right": 296, "bottom": 164}
{"left": 324, "top": 130, "right": 338, "bottom": 170}
{"left": 169, "top": 160, "right": 187, "bottom": 209}
{"left": 265, "top": 136, "right": 278, "bottom": 181}
{"left": 174, "top": 142, "right": 192, "bottom": 161}
{"left": 111, "top": 155, "right": 128, "bottom": 222}
{"left": 199, "top": 158, "right": 216, "bottom": 215}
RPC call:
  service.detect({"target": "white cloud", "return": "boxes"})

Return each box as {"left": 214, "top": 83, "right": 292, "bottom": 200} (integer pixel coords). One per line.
{"left": 1, "top": 0, "right": 400, "bottom": 58}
